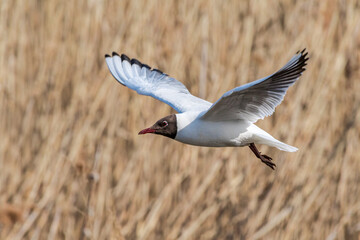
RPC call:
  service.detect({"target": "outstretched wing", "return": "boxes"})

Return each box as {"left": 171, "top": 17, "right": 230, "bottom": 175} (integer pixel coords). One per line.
{"left": 201, "top": 49, "right": 309, "bottom": 122}
{"left": 105, "top": 52, "right": 212, "bottom": 113}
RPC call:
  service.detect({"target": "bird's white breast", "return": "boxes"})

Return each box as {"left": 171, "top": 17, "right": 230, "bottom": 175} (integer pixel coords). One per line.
{"left": 175, "top": 112, "right": 254, "bottom": 147}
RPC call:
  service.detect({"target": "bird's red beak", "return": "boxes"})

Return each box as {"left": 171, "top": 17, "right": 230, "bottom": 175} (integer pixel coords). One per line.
{"left": 138, "top": 128, "right": 156, "bottom": 135}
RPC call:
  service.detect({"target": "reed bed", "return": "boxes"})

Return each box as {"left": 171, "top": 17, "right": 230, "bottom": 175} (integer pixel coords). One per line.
{"left": 1, "top": 0, "right": 360, "bottom": 239}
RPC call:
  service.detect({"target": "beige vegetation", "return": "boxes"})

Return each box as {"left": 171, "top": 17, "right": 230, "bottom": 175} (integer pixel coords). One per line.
{"left": 1, "top": 0, "right": 360, "bottom": 239}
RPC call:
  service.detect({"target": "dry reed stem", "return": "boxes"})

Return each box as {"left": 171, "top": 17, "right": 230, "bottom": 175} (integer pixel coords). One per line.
{"left": 1, "top": 0, "right": 360, "bottom": 239}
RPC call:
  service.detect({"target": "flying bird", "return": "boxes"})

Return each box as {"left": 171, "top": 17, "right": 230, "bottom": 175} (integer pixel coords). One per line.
{"left": 105, "top": 49, "right": 309, "bottom": 169}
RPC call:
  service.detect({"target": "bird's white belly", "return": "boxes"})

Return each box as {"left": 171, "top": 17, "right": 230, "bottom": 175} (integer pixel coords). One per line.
{"left": 175, "top": 118, "right": 254, "bottom": 147}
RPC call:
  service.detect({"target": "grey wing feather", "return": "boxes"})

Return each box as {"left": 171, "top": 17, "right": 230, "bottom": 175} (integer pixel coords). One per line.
{"left": 201, "top": 49, "right": 309, "bottom": 122}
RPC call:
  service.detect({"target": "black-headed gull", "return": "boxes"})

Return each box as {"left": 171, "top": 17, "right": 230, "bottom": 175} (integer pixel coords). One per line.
{"left": 105, "top": 49, "right": 309, "bottom": 169}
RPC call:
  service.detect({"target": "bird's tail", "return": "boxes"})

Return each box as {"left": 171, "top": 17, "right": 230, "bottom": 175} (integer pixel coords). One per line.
{"left": 266, "top": 139, "right": 298, "bottom": 152}
{"left": 249, "top": 125, "right": 298, "bottom": 152}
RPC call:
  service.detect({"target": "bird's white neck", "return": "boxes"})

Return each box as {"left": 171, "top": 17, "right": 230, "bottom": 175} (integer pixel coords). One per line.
{"left": 175, "top": 111, "right": 204, "bottom": 132}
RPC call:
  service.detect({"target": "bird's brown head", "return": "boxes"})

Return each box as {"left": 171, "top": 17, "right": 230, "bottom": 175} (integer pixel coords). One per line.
{"left": 138, "top": 114, "right": 177, "bottom": 139}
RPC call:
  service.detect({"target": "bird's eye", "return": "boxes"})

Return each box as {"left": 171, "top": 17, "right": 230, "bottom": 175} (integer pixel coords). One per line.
{"left": 160, "top": 120, "right": 168, "bottom": 127}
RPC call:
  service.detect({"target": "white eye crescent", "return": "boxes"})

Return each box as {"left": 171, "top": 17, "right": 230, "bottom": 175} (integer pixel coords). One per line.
{"left": 161, "top": 120, "right": 168, "bottom": 127}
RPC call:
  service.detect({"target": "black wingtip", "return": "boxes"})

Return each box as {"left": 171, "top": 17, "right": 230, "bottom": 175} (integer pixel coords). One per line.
{"left": 131, "top": 58, "right": 143, "bottom": 67}
{"left": 153, "top": 68, "right": 164, "bottom": 74}
{"left": 296, "top": 49, "right": 309, "bottom": 68}
{"left": 121, "top": 54, "right": 131, "bottom": 62}
{"left": 296, "top": 48, "right": 307, "bottom": 55}
{"left": 107, "top": 52, "right": 167, "bottom": 74}
{"left": 142, "top": 64, "right": 151, "bottom": 70}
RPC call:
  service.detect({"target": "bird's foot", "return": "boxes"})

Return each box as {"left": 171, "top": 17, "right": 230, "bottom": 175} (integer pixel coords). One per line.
{"left": 260, "top": 154, "right": 276, "bottom": 170}
{"left": 249, "top": 143, "right": 276, "bottom": 170}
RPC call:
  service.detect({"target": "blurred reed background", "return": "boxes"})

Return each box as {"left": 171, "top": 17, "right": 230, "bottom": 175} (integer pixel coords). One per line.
{"left": 1, "top": 0, "right": 360, "bottom": 239}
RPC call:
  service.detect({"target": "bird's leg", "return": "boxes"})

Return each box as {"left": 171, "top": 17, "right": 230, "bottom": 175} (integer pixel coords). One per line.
{"left": 249, "top": 143, "right": 276, "bottom": 170}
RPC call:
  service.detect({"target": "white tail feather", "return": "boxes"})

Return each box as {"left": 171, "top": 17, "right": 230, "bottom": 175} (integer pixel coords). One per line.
{"left": 269, "top": 140, "right": 298, "bottom": 152}
{"left": 249, "top": 125, "right": 298, "bottom": 152}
